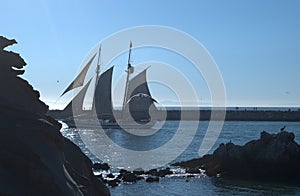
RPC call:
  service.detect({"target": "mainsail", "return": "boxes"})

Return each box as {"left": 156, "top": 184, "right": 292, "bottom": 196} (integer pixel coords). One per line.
{"left": 93, "top": 66, "right": 114, "bottom": 118}
{"left": 61, "top": 53, "right": 96, "bottom": 96}
{"left": 124, "top": 68, "right": 158, "bottom": 121}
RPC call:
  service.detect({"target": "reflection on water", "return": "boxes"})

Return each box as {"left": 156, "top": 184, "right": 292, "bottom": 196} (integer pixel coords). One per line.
{"left": 212, "top": 178, "right": 300, "bottom": 195}
{"left": 61, "top": 121, "right": 300, "bottom": 195}
{"left": 104, "top": 121, "right": 179, "bottom": 151}
{"left": 108, "top": 176, "right": 300, "bottom": 196}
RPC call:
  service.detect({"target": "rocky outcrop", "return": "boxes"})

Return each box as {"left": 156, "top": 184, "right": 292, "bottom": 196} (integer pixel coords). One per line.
{"left": 0, "top": 36, "right": 109, "bottom": 195}
{"left": 173, "top": 130, "right": 300, "bottom": 182}
{"left": 93, "top": 166, "right": 175, "bottom": 187}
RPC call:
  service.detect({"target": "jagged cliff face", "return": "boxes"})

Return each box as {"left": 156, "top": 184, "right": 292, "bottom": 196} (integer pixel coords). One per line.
{"left": 0, "top": 36, "right": 109, "bottom": 195}
{"left": 0, "top": 36, "right": 48, "bottom": 116}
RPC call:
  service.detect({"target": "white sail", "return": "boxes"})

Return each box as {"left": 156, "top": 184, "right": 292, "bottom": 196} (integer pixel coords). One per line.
{"left": 61, "top": 53, "right": 96, "bottom": 96}
{"left": 62, "top": 78, "right": 92, "bottom": 115}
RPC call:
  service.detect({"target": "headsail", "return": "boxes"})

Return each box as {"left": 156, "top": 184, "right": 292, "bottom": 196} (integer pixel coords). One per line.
{"left": 94, "top": 66, "right": 114, "bottom": 118}
{"left": 62, "top": 78, "right": 92, "bottom": 116}
{"left": 61, "top": 53, "right": 96, "bottom": 96}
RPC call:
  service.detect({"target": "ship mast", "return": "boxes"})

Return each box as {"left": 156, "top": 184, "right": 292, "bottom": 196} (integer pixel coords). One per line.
{"left": 92, "top": 44, "right": 102, "bottom": 111}
{"left": 122, "top": 41, "right": 133, "bottom": 110}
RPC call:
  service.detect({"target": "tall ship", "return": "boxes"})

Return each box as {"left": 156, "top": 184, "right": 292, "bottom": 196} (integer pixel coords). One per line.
{"left": 60, "top": 42, "right": 158, "bottom": 129}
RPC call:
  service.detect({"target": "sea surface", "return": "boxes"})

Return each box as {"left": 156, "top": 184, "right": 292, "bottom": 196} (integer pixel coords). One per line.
{"left": 61, "top": 121, "right": 300, "bottom": 195}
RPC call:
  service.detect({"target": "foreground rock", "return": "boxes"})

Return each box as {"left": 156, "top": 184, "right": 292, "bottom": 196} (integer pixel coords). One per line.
{"left": 174, "top": 131, "right": 300, "bottom": 182}
{"left": 145, "top": 176, "right": 159, "bottom": 183}
{"left": 93, "top": 162, "right": 110, "bottom": 171}
{"left": 0, "top": 36, "right": 109, "bottom": 195}
{"left": 145, "top": 168, "right": 173, "bottom": 177}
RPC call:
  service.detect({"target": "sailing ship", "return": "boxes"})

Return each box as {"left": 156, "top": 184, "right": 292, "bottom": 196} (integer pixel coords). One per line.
{"left": 61, "top": 42, "right": 158, "bottom": 129}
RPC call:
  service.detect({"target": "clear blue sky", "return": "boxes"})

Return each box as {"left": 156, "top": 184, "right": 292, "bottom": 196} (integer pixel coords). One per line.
{"left": 2, "top": 0, "right": 300, "bottom": 108}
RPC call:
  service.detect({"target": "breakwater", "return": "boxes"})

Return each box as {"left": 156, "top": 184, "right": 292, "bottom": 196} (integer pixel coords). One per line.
{"left": 49, "top": 108, "right": 300, "bottom": 121}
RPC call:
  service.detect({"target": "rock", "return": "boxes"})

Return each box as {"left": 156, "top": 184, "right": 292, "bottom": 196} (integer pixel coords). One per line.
{"left": 102, "top": 179, "right": 108, "bottom": 184}
{"left": 173, "top": 130, "right": 300, "bottom": 183}
{"left": 0, "top": 36, "right": 17, "bottom": 49}
{"left": 122, "top": 173, "right": 138, "bottom": 183}
{"left": 107, "top": 173, "right": 115, "bottom": 178}
{"left": 136, "top": 175, "right": 144, "bottom": 181}
{"left": 119, "top": 169, "right": 130, "bottom": 174}
{"left": 93, "top": 162, "right": 110, "bottom": 171}
{"left": 0, "top": 36, "right": 110, "bottom": 195}
{"left": 145, "top": 168, "right": 173, "bottom": 177}
{"left": 0, "top": 37, "right": 47, "bottom": 116}
{"left": 186, "top": 167, "right": 200, "bottom": 174}
{"left": 145, "top": 169, "right": 158, "bottom": 176}
{"left": 94, "top": 173, "right": 103, "bottom": 179}
{"left": 145, "top": 176, "right": 159, "bottom": 183}
{"left": 107, "top": 179, "right": 121, "bottom": 187}
{"left": 172, "top": 154, "right": 213, "bottom": 169}
{"left": 157, "top": 168, "right": 173, "bottom": 177}
{"left": 260, "top": 131, "right": 273, "bottom": 143}
{"left": 133, "top": 168, "right": 145, "bottom": 175}
{"left": 117, "top": 169, "right": 130, "bottom": 179}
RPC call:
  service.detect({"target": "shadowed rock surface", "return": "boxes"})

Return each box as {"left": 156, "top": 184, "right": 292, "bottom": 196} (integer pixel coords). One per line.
{"left": 173, "top": 130, "right": 300, "bottom": 182}
{"left": 93, "top": 162, "right": 110, "bottom": 171}
{"left": 0, "top": 36, "right": 109, "bottom": 195}
{"left": 145, "top": 176, "right": 159, "bottom": 183}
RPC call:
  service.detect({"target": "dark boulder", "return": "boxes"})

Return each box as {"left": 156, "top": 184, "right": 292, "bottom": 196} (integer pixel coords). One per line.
{"left": 119, "top": 169, "right": 130, "bottom": 174}
{"left": 157, "top": 168, "right": 173, "bottom": 177}
{"left": 93, "top": 162, "right": 110, "bottom": 171}
{"left": 107, "top": 173, "right": 115, "bottom": 178}
{"left": 122, "top": 173, "right": 139, "bottom": 183}
{"left": 117, "top": 169, "right": 130, "bottom": 179}
{"left": 145, "top": 169, "right": 158, "bottom": 176}
{"left": 173, "top": 130, "right": 300, "bottom": 183}
{"left": 145, "top": 168, "right": 173, "bottom": 177}
{"left": 107, "top": 178, "right": 121, "bottom": 187}
{"left": 133, "top": 168, "right": 145, "bottom": 175}
{"left": 187, "top": 174, "right": 195, "bottom": 178}
{"left": 146, "top": 176, "right": 159, "bottom": 183}
{"left": 186, "top": 167, "right": 200, "bottom": 174}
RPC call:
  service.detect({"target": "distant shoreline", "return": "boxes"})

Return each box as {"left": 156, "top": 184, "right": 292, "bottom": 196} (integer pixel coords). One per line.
{"left": 48, "top": 107, "right": 300, "bottom": 122}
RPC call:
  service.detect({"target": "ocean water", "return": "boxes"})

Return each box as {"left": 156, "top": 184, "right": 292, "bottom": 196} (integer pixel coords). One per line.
{"left": 61, "top": 121, "right": 300, "bottom": 195}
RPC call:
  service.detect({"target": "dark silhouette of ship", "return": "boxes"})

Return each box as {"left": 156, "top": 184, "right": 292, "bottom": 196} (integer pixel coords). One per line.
{"left": 61, "top": 42, "right": 158, "bottom": 129}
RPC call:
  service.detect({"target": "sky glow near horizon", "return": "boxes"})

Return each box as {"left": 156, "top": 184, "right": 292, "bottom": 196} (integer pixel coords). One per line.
{"left": 1, "top": 0, "right": 300, "bottom": 109}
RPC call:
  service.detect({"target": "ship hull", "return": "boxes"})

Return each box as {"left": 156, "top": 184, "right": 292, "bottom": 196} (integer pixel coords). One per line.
{"left": 63, "top": 118, "right": 155, "bottom": 129}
